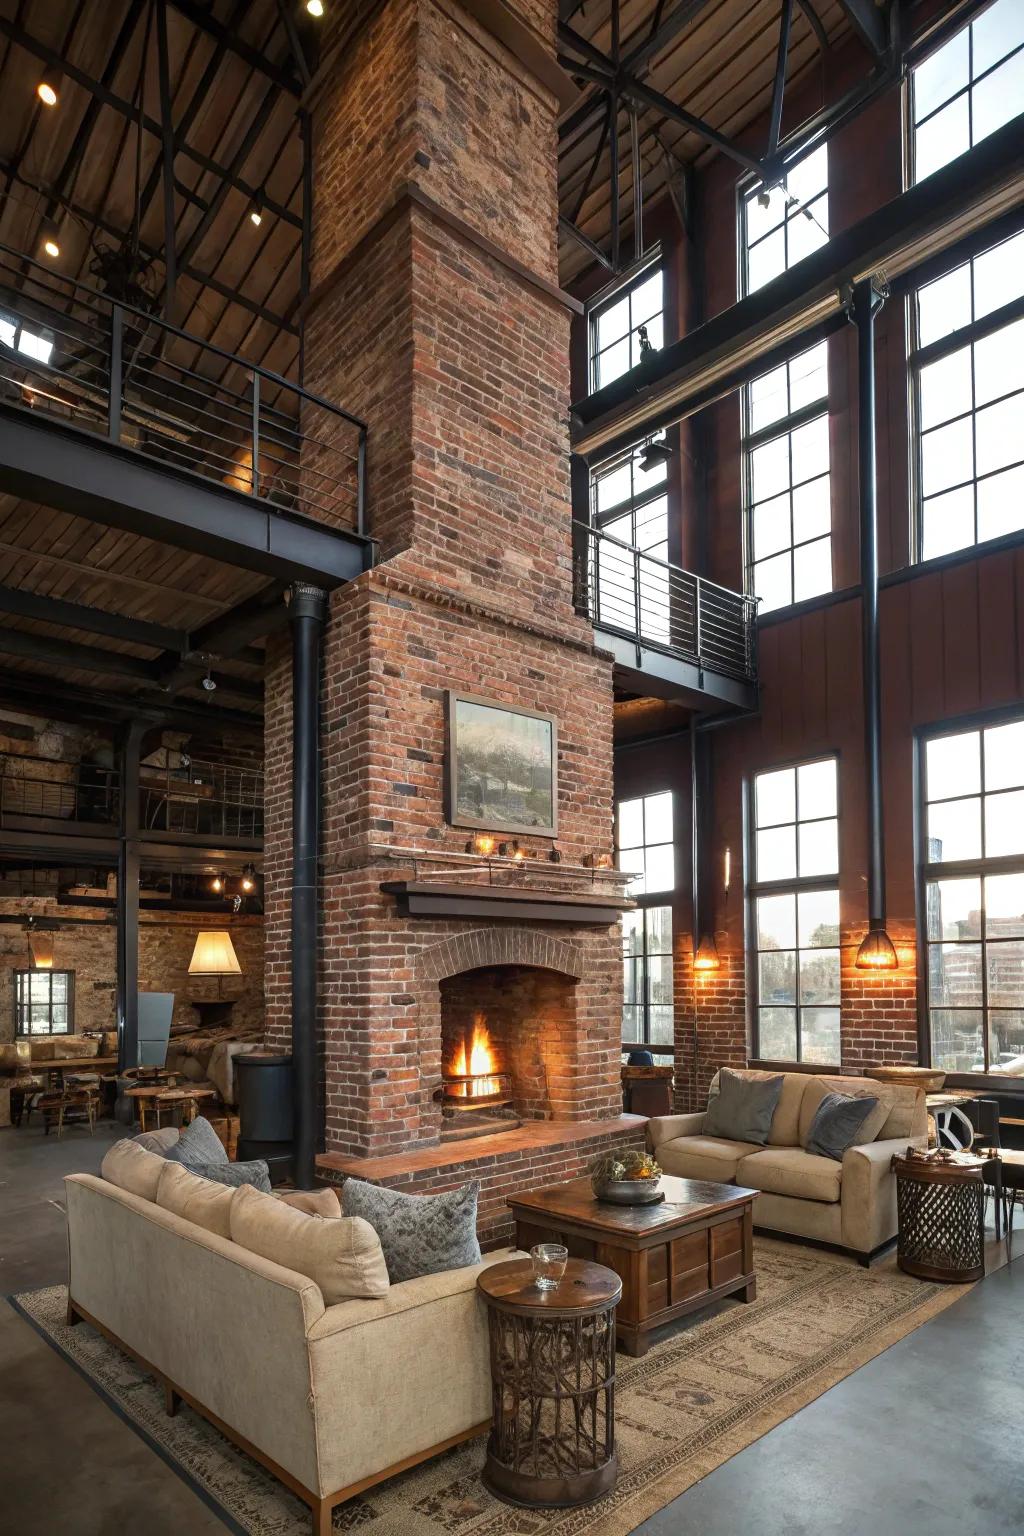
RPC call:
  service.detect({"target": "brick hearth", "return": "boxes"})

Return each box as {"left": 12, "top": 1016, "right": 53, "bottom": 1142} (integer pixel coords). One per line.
{"left": 260, "top": 0, "right": 634, "bottom": 1220}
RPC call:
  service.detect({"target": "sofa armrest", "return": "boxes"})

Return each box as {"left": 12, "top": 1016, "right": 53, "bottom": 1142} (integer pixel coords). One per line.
{"left": 647, "top": 1111, "right": 705, "bottom": 1151}
{"left": 306, "top": 1247, "right": 525, "bottom": 1342}
{"left": 841, "top": 1134, "right": 927, "bottom": 1254}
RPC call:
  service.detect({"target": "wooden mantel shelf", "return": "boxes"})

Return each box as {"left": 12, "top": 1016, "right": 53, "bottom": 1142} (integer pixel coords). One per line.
{"left": 380, "top": 879, "right": 633, "bottom": 924}
{"left": 318, "top": 1115, "right": 647, "bottom": 1182}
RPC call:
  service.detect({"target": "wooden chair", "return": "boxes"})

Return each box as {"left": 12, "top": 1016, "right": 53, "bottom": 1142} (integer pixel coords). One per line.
{"left": 40, "top": 1086, "right": 99, "bottom": 1137}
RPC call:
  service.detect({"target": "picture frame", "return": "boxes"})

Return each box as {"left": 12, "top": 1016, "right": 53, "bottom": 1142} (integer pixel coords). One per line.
{"left": 445, "top": 691, "right": 558, "bottom": 838}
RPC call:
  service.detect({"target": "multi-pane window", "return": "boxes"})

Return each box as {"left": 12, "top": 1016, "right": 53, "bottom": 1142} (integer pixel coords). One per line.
{"left": 589, "top": 265, "right": 663, "bottom": 391}
{"left": 617, "top": 792, "right": 674, "bottom": 1052}
{"left": 740, "top": 146, "right": 829, "bottom": 293}
{"left": 911, "top": 0, "right": 1024, "bottom": 184}
{"left": 14, "top": 970, "right": 73, "bottom": 1035}
{"left": 740, "top": 148, "right": 831, "bottom": 613}
{"left": 590, "top": 439, "right": 670, "bottom": 642}
{"left": 923, "top": 717, "right": 1024, "bottom": 1075}
{"left": 750, "top": 759, "right": 840, "bottom": 1063}
{"left": 745, "top": 342, "right": 831, "bottom": 612}
{"left": 911, "top": 225, "right": 1024, "bottom": 561}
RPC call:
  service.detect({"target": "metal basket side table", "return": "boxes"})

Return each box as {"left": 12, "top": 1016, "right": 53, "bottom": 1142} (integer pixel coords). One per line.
{"left": 476, "top": 1259, "right": 621, "bottom": 1509}
{"left": 893, "top": 1154, "right": 985, "bottom": 1283}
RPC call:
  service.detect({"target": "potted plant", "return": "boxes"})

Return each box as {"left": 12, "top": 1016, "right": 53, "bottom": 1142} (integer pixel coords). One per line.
{"left": 590, "top": 1148, "right": 662, "bottom": 1204}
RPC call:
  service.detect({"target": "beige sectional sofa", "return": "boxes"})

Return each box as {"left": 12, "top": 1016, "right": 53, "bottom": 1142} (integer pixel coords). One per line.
{"left": 648, "top": 1068, "right": 928, "bottom": 1261}
{"left": 65, "top": 1170, "right": 519, "bottom": 1534}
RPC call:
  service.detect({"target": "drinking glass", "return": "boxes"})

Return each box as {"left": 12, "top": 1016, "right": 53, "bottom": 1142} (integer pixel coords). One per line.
{"left": 530, "top": 1243, "right": 568, "bottom": 1291}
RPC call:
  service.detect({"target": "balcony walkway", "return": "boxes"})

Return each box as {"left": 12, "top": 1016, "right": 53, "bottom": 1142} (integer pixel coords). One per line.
{"left": 574, "top": 521, "right": 758, "bottom": 711}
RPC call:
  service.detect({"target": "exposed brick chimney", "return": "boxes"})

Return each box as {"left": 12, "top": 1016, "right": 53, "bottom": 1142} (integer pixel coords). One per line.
{"left": 263, "top": 0, "right": 640, "bottom": 1220}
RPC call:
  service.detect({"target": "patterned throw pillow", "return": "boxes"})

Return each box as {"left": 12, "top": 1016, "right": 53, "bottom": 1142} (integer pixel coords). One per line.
{"left": 163, "top": 1115, "right": 229, "bottom": 1169}
{"left": 340, "top": 1178, "right": 481, "bottom": 1283}
{"left": 184, "top": 1158, "right": 272, "bottom": 1192}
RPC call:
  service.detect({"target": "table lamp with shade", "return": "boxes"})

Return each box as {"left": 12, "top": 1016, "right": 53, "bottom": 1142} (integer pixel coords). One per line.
{"left": 188, "top": 930, "right": 242, "bottom": 1028}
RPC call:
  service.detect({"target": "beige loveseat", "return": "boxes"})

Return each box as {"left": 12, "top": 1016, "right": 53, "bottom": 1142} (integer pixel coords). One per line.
{"left": 648, "top": 1069, "right": 928, "bottom": 1261}
{"left": 65, "top": 1172, "right": 518, "bottom": 1534}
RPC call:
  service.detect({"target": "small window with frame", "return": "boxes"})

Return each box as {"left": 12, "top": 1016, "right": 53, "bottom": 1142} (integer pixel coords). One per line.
{"left": 14, "top": 969, "right": 74, "bottom": 1035}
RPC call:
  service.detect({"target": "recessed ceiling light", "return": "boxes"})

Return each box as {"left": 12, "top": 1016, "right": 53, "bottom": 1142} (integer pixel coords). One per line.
{"left": 37, "top": 79, "right": 58, "bottom": 107}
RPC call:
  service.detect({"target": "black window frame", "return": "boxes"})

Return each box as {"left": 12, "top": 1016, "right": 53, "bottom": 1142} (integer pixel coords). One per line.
{"left": 14, "top": 968, "right": 75, "bottom": 1036}
{"left": 908, "top": 3, "right": 1024, "bottom": 189}
{"left": 617, "top": 790, "right": 676, "bottom": 1058}
{"left": 587, "top": 255, "right": 664, "bottom": 395}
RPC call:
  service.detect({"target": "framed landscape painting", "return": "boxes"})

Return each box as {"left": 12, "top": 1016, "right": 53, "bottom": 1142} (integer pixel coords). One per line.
{"left": 446, "top": 691, "right": 558, "bottom": 837}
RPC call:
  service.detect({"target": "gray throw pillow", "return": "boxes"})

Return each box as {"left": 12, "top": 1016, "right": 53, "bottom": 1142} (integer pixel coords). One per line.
{"left": 185, "top": 1158, "right": 272, "bottom": 1192}
{"left": 340, "top": 1178, "right": 481, "bottom": 1283}
{"left": 705, "top": 1068, "right": 784, "bottom": 1146}
{"left": 806, "top": 1091, "right": 879, "bottom": 1161}
{"left": 164, "top": 1115, "right": 229, "bottom": 1169}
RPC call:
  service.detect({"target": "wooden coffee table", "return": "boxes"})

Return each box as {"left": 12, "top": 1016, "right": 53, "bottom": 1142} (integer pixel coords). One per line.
{"left": 509, "top": 1174, "right": 758, "bottom": 1356}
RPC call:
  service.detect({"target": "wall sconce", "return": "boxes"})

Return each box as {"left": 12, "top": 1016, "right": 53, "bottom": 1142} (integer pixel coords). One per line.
{"left": 28, "top": 923, "right": 54, "bottom": 970}
{"left": 583, "top": 852, "right": 613, "bottom": 869}
{"left": 855, "top": 921, "right": 898, "bottom": 970}
{"left": 210, "top": 874, "right": 224, "bottom": 894}
{"left": 466, "top": 834, "right": 496, "bottom": 856}
{"left": 548, "top": 848, "right": 562, "bottom": 863}
{"left": 693, "top": 936, "right": 720, "bottom": 972}
{"left": 499, "top": 840, "right": 525, "bottom": 861}
{"left": 240, "top": 864, "right": 257, "bottom": 894}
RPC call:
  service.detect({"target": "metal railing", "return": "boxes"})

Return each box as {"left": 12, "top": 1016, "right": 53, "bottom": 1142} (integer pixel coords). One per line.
{"left": 574, "top": 522, "right": 758, "bottom": 684}
{"left": 0, "top": 753, "right": 119, "bottom": 825}
{"left": 0, "top": 243, "right": 366, "bottom": 535}
{"left": 139, "top": 757, "right": 264, "bottom": 840}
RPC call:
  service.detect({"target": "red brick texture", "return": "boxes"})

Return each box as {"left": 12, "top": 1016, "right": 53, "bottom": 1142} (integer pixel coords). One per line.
{"left": 263, "top": 0, "right": 625, "bottom": 1183}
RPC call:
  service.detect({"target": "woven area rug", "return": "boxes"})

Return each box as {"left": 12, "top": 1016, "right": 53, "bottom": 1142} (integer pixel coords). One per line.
{"left": 11, "top": 1239, "right": 968, "bottom": 1536}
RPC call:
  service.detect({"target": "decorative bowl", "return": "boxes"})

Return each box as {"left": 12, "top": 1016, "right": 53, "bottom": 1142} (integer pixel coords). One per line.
{"left": 863, "top": 1066, "right": 946, "bottom": 1091}
{"left": 596, "top": 1177, "right": 663, "bottom": 1206}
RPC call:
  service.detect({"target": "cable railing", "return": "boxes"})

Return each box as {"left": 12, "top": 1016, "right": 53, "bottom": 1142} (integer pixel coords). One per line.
{"left": 139, "top": 757, "right": 263, "bottom": 840}
{"left": 0, "top": 753, "right": 119, "bottom": 825}
{"left": 574, "top": 521, "right": 758, "bottom": 684}
{"left": 0, "top": 243, "right": 366, "bottom": 536}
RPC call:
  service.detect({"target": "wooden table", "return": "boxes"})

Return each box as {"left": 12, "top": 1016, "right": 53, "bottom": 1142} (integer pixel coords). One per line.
{"left": 37, "top": 1054, "right": 118, "bottom": 1083}
{"left": 123, "top": 1083, "right": 218, "bottom": 1131}
{"left": 893, "top": 1151, "right": 986, "bottom": 1282}
{"left": 476, "top": 1258, "right": 620, "bottom": 1509}
{"left": 509, "top": 1174, "right": 758, "bottom": 1357}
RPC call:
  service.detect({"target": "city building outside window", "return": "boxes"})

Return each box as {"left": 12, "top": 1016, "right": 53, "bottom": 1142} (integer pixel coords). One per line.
{"left": 749, "top": 758, "right": 841, "bottom": 1063}
{"left": 617, "top": 792, "right": 674, "bottom": 1053}
{"left": 922, "top": 715, "right": 1024, "bottom": 1075}
{"left": 739, "top": 148, "right": 832, "bottom": 613}
{"left": 14, "top": 969, "right": 74, "bottom": 1035}
{"left": 910, "top": 0, "right": 1024, "bottom": 184}
{"left": 910, "top": 223, "right": 1024, "bottom": 561}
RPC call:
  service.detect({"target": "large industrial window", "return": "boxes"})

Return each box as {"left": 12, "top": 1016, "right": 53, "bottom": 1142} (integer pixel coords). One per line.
{"left": 744, "top": 342, "right": 831, "bottom": 612}
{"left": 589, "top": 441, "right": 670, "bottom": 642}
{"left": 910, "top": 0, "right": 1024, "bottom": 184}
{"left": 922, "top": 716, "right": 1024, "bottom": 1075}
{"left": 588, "top": 264, "right": 663, "bottom": 391}
{"left": 14, "top": 970, "right": 74, "bottom": 1035}
{"left": 740, "top": 148, "right": 831, "bottom": 612}
{"left": 618, "top": 792, "right": 674, "bottom": 1053}
{"left": 910, "top": 224, "right": 1024, "bottom": 561}
{"left": 749, "top": 758, "right": 840, "bottom": 1064}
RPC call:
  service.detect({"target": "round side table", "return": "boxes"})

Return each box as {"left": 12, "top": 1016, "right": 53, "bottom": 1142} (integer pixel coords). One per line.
{"left": 893, "top": 1152, "right": 986, "bottom": 1282}
{"left": 476, "top": 1258, "right": 621, "bottom": 1509}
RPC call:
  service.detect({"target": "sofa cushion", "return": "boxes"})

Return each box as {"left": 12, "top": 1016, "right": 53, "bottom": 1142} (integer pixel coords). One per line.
{"left": 737, "top": 1146, "right": 843, "bottom": 1203}
{"left": 341, "top": 1178, "right": 481, "bottom": 1283}
{"left": 132, "top": 1126, "right": 180, "bottom": 1156}
{"left": 185, "top": 1158, "right": 271, "bottom": 1192}
{"left": 657, "top": 1136, "right": 763, "bottom": 1183}
{"left": 705, "top": 1067, "right": 784, "bottom": 1146}
{"left": 100, "top": 1138, "right": 168, "bottom": 1201}
{"left": 275, "top": 1186, "right": 341, "bottom": 1218}
{"left": 799, "top": 1077, "right": 891, "bottom": 1148}
{"left": 806, "top": 1091, "right": 880, "bottom": 1161}
{"left": 708, "top": 1068, "right": 807, "bottom": 1146}
{"left": 164, "top": 1115, "right": 229, "bottom": 1169}
{"left": 156, "top": 1160, "right": 235, "bottom": 1239}
{"left": 231, "top": 1183, "right": 390, "bottom": 1303}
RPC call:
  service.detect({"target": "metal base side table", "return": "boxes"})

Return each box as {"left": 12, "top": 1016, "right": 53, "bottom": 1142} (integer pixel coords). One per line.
{"left": 893, "top": 1151, "right": 986, "bottom": 1283}
{"left": 476, "top": 1258, "right": 621, "bottom": 1509}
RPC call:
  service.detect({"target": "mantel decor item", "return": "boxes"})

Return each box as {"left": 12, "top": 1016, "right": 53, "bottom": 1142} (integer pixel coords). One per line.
{"left": 590, "top": 1148, "right": 663, "bottom": 1204}
{"left": 445, "top": 691, "right": 558, "bottom": 837}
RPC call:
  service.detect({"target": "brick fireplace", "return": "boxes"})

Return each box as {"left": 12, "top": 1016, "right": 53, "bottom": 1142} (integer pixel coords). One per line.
{"left": 262, "top": 0, "right": 645, "bottom": 1241}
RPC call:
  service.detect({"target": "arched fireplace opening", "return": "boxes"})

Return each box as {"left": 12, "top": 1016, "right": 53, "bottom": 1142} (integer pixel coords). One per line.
{"left": 438, "top": 964, "right": 579, "bottom": 1143}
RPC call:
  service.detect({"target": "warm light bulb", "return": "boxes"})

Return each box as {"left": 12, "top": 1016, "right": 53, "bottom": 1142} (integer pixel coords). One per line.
{"left": 249, "top": 207, "right": 262, "bottom": 227}
{"left": 306, "top": 0, "right": 324, "bottom": 15}
{"left": 43, "top": 237, "right": 59, "bottom": 259}
{"left": 211, "top": 875, "right": 224, "bottom": 894}
{"left": 241, "top": 875, "right": 255, "bottom": 893}
{"left": 37, "top": 80, "right": 58, "bottom": 107}
{"left": 693, "top": 936, "right": 721, "bottom": 972}
{"left": 855, "top": 926, "right": 898, "bottom": 970}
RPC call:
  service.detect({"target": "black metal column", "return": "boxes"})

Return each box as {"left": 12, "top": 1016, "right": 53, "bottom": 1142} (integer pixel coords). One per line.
{"left": 289, "top": 582, "right": 327, "bottom": 1188}
{"left": 851, "top": 277, "right": 888, "bottom": 931}
{"left": 115, "top": 720, "right": 144, "bottom": 1071}
{"left": 690, "top": 719, "right": 714, "bottom": 952}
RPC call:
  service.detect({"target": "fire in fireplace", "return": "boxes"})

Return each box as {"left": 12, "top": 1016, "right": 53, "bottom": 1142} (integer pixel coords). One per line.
{"left": 440, "top": 1014, "right": 520, "bottom": 1140}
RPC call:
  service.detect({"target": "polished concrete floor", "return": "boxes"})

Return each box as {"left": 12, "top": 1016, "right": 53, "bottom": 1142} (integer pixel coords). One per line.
{"left": 1, "top": 1119, "right": 1022, "bottom": 1534}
